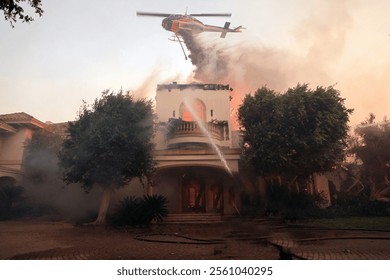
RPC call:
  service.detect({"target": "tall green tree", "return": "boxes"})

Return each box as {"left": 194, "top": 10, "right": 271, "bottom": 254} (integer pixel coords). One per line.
{"left": 238, "top": 84, "right": 353, "bottom": 180}
{"left": 58, "top": 90, "right": 155, "bottom": 225}
{"left": 349, "top": 114, "right": 390, "bottom": 201}
{"left": 1, "top": 0, "right": 43, "bottom": 26}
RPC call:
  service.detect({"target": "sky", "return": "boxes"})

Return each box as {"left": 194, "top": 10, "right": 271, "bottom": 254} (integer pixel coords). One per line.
{"left": 1, "top": 0, "right": 389, "bottom": 127}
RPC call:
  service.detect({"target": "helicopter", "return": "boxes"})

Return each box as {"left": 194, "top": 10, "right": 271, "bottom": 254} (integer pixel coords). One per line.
{"left": 136, "top": 11, "right": 243, "bottom": 38}
{"left": 136, "top": 11, "right": 243, "bottom": 60}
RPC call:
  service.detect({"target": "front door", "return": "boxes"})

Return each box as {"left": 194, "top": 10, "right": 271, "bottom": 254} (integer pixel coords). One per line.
{"left": 182, "top": 178, "right": 205, "bottom": 213}
{"left": 208, "top": 183, "right": 224, "bottom": 213}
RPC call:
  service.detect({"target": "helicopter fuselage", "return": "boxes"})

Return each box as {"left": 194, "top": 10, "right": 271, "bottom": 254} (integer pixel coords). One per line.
{"left": 162, "top": 15, "right": 205, "bottom": 34}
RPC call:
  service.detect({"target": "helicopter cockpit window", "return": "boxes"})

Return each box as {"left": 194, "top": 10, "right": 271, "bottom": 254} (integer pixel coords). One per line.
{"left": 162, "top": 18, "right": 172, "bottom": 30}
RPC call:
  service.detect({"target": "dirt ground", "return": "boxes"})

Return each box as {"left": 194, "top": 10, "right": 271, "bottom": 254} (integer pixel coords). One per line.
{"left": 1, "top": 218, "right": 390, "bottom": 260}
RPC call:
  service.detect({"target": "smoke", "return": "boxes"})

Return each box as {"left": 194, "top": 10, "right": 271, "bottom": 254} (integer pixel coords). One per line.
{"left": 179, "top": 30, "right": 230, "bottom": 82}
{"left": 177, "top": 0, "right": 390, "bottom": 127}
{"left": 180, "top": 24, "right": 346, "bottom": 90}
{"left": 132, "top": 68, "right": 163, "bottom": 99}
{"left": 132, "top": 65, "right": 192, "bottom": 102}
{"left": 22, "top": 138, "right": 100, "bottom": 222}
{"left": 179, "top": 30, "right": 302, "bottom": 128}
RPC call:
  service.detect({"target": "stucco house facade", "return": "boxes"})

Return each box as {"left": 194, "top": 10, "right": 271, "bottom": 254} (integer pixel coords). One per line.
{"left": 0, "top": 113, "right": 46, "bottom": 188}
{"left": 150, "top": 82, "right": 242, "bottom": 215}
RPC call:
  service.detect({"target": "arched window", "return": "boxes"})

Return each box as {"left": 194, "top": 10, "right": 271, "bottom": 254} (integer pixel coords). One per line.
{"left": 179, "top": 98, "right": 206, "bottom": 122}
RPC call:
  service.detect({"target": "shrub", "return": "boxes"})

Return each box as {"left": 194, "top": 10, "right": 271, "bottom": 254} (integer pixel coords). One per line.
{"left": 239, "top": 191, "right": 264, "bottom": 216}
{"left": 0, "top": 184, "right": 24, "bottom": 220}
{"left": 109, "top": 195, "right": 168, "bottom": 227}
{"left": 141, "top": 194, "right": 169, "bottom": 223}
{"left": 329, "top": 193, "right": 390, "bottom": 217}
{"left": 265, "top": 184, "right": 328, "bottom": 220}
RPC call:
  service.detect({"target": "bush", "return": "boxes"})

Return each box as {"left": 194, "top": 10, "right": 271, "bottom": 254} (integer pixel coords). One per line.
{"left": 0, "top": 184, "right": 24, "bottom": 220}
{"left": 239, "top": 191, "right": 264, "bottom": 216}
{"left": 329, "top": 193, "right": 390, "bottom": 217}
{"left": 265, "top": 184, "right": 328, "bottom": 220}
{"left": 142, "top": 194, "right": 169, "bottom": 223}
{"left": 109, "top": 195, "right": 168, "bottom": 227}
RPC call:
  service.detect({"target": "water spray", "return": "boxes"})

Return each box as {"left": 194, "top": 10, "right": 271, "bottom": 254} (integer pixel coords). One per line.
{"left": 182, "top": 96, "right": 233, "bottom": 176}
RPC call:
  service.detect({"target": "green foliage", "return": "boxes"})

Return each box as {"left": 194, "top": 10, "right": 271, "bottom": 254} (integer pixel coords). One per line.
{"left": 265, "top": 184, "right": 328, "bottom": 220}
{"left": 142, "top": 194, "right": 169, "bottom": 223}
{"left": 1, "top": 0, "right": 43, "bottom": 27}
{"left": 109, "top": 196, "right": 142, "bottom": 226}
{"left": 0, "top": 184, "right": 24, "bottom": 220}
{"left": 239, "top": 191, "right": 264, "bottom": 216}
{"left": 329, "top": 192, "right": 390, "bottom": 217}
{"left": 109, "top": 195, "right": 169, "bottom": 227}
{"left": 58, "top": 90, "right": 156, "bottom": 191}
{"left": 303, "top": 217, "right": 390, "bottom": 230}
{"left": 238, "top": 84, "right": 353, "bottom": 178}
{"left": 265, "top": 184, "right": 290, "bottom": 214}
{"left": 349, "top": 115, "right": 390, "bottom": 198}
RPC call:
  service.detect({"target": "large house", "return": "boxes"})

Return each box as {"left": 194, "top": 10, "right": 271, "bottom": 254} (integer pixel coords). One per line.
{"left": 0, "top": 82, "right": 331, "bottom": 216}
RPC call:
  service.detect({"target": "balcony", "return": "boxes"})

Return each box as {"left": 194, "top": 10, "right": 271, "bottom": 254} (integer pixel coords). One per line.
{"left": 161, "top": 120, "right": 229, "bottom": 148}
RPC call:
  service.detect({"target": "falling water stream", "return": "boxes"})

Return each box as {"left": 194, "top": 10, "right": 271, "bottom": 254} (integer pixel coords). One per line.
{"left": 182, "top": 96, "right": 233, "bottom": 176}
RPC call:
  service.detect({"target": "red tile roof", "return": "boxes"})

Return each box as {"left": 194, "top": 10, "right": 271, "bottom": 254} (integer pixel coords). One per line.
{"left": 0, "top": 112, "right": 34, "bottom": 121}
{"left": 0, "top": 119, "right": 17, "bottom": 133}
{"left": 0, "top": 112, "right": 46, "bottom": 129}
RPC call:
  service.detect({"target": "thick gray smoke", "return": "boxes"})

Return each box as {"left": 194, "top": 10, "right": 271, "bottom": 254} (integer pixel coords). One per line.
{"left": 178, "top": 0, "right": 390, "bottom": 127}
{"left": 179, "top": 30, "right": 230, "bottom": 82}
{"left": 22, "top": 140, "right": 100, "bottom": 222}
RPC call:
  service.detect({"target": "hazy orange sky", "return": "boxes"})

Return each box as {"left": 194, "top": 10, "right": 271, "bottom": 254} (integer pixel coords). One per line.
{"left": 1, "top": 0, "right": 389, "bottom": 127}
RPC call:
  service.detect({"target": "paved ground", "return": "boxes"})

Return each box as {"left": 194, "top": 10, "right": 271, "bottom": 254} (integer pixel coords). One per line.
{"left": 1, "top": 218, "right": 390, "bottom": 260}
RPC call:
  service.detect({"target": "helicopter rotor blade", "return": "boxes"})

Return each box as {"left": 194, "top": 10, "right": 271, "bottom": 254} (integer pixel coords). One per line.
{"left": 136, "top": 11, "right": 232, "bottom": 18}
{"left": 189, "top": 13, "right": 232, "bottom": 17}
{"left": 136, "top": 12, "right": 174, "bottom": 17}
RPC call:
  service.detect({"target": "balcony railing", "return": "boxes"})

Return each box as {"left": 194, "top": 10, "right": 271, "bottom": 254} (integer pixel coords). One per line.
{"left": 175, "top": 121, "right": 223, "bottom": 140}
{"left": 164, "top": 120, "right": 229, "bottom": 144}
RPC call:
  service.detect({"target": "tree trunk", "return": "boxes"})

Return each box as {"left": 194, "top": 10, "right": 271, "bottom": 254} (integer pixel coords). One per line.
{"left": 257, "top": 176, "right": 267, "bottom": 202}
{"left": 369, "top": 178, "right": 378, "bottom": 201}
{"left": 95, "top": 187, "right": 113, "bottom": 225}
{"left": 146, "top": 178, "right": 153, "bottom": 196}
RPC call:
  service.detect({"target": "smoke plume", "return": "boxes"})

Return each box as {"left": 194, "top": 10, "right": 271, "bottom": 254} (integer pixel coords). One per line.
{"left": 179, "top": 29, "right": 301, "bottom": 128}
{"left": 179, "top": 30, "right": 230, "bottom": 82}
{"left": 177, "top": 0, "right": 390, "bottom": 127}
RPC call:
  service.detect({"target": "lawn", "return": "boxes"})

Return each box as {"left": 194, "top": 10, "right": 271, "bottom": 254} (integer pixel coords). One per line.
{"left": 301, "top": 217, "right": 390, "bottom": 230}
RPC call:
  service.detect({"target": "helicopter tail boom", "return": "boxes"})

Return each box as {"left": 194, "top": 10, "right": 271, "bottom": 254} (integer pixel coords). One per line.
{"left": 203, "top": 22, "right": 243, "bottom": 38}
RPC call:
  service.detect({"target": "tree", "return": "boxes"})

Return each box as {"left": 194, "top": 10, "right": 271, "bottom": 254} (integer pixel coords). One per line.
{"left": 238, "top": 84, "right": 353, "bottom": 181}
{"left": 349, "top": 114, "right": 390, "bottom": 201}
{"left": 58, "top": 90, "right": 155, "bottom": 225}
{"left": 1, "top": 0, "right": 43, "bottom": 26}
